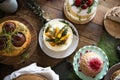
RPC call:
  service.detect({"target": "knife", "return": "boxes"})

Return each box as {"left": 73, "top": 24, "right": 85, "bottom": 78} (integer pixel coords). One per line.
{"left": 107, "top": 16, "right": 120, "bottom": 24}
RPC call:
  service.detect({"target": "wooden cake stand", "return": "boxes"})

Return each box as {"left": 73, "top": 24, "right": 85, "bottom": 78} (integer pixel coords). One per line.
{"left": 0, "top": 16, "right": 37, "bottom": 65}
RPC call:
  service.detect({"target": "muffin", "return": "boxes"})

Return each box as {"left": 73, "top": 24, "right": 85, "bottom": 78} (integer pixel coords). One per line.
{"left": 79, "top": 52, "right": 103, "bottom": 77}
{"left": 64, "top": 0, "right": 98, "bottom": 24}
{"left": 0, "top": 20, "right": 31, "bottom": 56}
{"left": 110, "top": 70, "right": 120, "bottom": 80}
{"left": 43, "top": 19, "right": 73, "bottom": 52}
{"left": 13, "top": 74, "right": 48, "bottom": 80}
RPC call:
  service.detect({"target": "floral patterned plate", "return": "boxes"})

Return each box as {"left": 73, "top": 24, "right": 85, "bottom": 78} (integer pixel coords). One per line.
{"left": 73, "top": 45, "right": 109, "bottom": 80}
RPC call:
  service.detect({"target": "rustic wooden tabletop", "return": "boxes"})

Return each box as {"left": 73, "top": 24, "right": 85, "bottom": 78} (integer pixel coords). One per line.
{"left": 0, "top": 0, "right": 120, "bottom": 79}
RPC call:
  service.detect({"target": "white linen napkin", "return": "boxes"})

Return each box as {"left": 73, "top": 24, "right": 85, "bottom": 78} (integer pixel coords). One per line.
{"left": 4, "top": 63, "right": 59, "bottom": 80}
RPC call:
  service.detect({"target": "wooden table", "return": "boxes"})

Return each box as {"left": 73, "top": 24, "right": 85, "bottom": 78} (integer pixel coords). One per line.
{"left": 0, "top": 0, "right": 120, "bottom": 79}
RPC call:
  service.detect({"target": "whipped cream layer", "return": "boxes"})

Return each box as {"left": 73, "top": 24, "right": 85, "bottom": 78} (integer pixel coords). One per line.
{"left": 43, "top": 19, "right": 73, "bottom": 52}
{"left": 64, "top": 0, "right": 98, "bottom": 23}
{"left": 68, "top": 0, "right": 98, "bottom": 16}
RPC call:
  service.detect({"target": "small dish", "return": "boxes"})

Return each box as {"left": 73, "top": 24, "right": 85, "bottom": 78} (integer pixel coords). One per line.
{"left": 104, "top": 63, "right": 120, "bottom": 80}
{"left": 73, "top": 45, "right": 109, "bottom": 80}
{"left": 39, "top": 19, "right": 79, "bottom": 59}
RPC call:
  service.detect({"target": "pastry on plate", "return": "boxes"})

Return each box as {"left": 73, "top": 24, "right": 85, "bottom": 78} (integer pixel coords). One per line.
{"left": 110, "top": 69, "right": 120, "bottom": 80}
{"left": 64, "top": 0, "right": 98, "bottom": 24}
{"left": 43, "top": 19, "right": 73, "bottom": 52}
{"left": 13, "top": 74, "right": 48, "bottom": 80}
{"left": 79, "top": 52, "right": 103, "bottom": 77}
{"left": 0, "top": 20, "right": 31, "bottom": 56}
{"left": 104, "top": 6, "right": 120, "bottom": 38}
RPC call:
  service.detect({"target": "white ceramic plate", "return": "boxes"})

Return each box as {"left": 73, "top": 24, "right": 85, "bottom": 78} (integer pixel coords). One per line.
{"left": 39, "top": 19, "right": 79, "bottom": 59}
{"left": 73, "top": 45, "right": 109, "bottom": 80}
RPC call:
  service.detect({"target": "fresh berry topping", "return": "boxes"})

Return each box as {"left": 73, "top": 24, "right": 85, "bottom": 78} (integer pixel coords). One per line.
{"left": 74, "top": 0, "right": 81, "bottom": 7}
{"left": 81, "top": 4, "right": 88, "bottom": 9}
{"left": 2, "top": 22, "right": 16, "bottom": 33}
{"left": 89, "top": 58, "right": 102, "bottom": 71}
{"left": 87, "top": 0, "right": 93, "bottom": 6}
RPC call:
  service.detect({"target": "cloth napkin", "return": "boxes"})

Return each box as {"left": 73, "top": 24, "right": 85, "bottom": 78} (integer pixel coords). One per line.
{"left": 4, "top": 63, "right": 59, "bottom": 80}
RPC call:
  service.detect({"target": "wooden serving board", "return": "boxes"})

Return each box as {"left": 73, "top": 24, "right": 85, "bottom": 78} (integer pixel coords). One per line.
{"left": 0, "top": 16, "right": 37, "bottom": 65}
{"left": 104, "top": 7, "right": 120, "bottom": 39}
{"left": 104, "top": 18, "right": 120, "bottom": 39}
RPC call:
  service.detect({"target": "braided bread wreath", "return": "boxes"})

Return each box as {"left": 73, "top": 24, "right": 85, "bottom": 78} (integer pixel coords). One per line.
{"left": 0, "top": 20, "right": 31, "bottom": 57}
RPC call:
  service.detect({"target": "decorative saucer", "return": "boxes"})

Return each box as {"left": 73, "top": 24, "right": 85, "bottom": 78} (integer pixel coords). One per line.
{"left": 39, "top": 19, "right": 79, "bottom": 59}
{"left": 73, "top": 45, "right": 109, "bottom": 80}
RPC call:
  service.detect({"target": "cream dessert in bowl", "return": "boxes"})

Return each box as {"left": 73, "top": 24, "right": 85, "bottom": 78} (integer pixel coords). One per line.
{"left": 64, "top": 0, "right": 98, "bottom": 24}
{"left": 43, "top": 19, "right": 73, "bottom": 52}
{"left": 79, "top": 52, "right": 103, "bottom": 77}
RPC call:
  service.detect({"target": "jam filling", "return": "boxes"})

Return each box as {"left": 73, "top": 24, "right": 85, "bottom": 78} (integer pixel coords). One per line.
{"left": 89, "top": 58, "right": 102, "bottom": 71}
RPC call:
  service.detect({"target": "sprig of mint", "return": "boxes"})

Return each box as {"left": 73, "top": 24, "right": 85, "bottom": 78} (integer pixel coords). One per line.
{"left": 59, "top": 20, "right": 77, "bottom": 36}
{"left": 22, "top": 52, "right": 29, "bottom": 59}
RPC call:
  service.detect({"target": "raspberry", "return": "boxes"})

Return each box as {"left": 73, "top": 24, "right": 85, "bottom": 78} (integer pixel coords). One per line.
{"left": 87, "top": 0, "right": 93, "bottom": 6}
{"left": 89, "top": 58, "right": 102, "bottom": 71}
{"left": 81, "top": 4, "right": 88, "bottom": 9}
{"left": 75, "top": 0, "right": 81, "bottom": 7}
